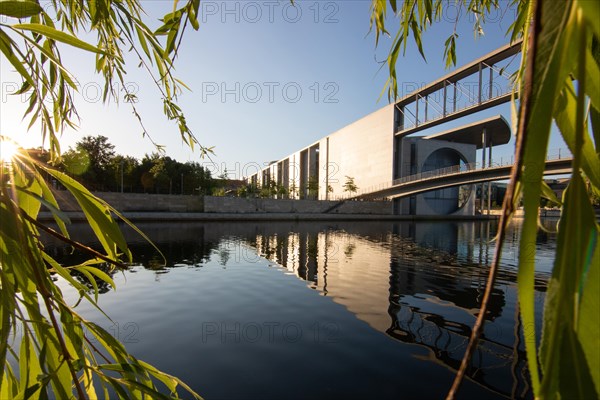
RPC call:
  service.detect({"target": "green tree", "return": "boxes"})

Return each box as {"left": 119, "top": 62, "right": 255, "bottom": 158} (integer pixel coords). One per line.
{"left": 237, "top": 185, "right": 249, "bottom": 198}
{"left": 343, "top": 176, "right": 358, "bottom": 195}
{"left": 307, "top": 177, "right": 319, "bottom": 199}
{"left": 327, "top": 185, "right": 334, "bottom": 196}
{"left": 0, "top": 0, "right": 204, "bottom": 398}
{"left": 110, "top": 155, "right": 140, "bottom": 193}
{"left": 74, "top": 135, "right": 116, "bottom": 189}
{"left": 185, "top": 161, "right": 213, "bottom": 195}
{"left": 369, "top": 1, "right": 599, "bottom": 399}
{"left": 276, "top": 184, "right": 288, "bottom": 199}
{"left": 289, "top": 181, "right": 298, "bottom": 199}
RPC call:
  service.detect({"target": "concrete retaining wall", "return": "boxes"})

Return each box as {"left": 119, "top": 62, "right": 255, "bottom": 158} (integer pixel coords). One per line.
{"left": 204, "top": 196, "right": 392, "bottom": 215}
{"left": 50, "top": 191, "right": 392, "bottom": 215}
{"left": 51, "top": 190, "right": 204, "bottom": 212}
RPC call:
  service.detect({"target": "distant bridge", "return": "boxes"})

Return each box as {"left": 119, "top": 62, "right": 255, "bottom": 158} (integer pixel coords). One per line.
{"left": 350, "top": 157, "right": 571, "bottom": 201}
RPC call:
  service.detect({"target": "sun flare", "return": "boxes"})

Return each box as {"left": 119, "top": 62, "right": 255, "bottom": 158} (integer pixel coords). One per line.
{"left": 0, "top": 138, "right": 19, "bottom": 162}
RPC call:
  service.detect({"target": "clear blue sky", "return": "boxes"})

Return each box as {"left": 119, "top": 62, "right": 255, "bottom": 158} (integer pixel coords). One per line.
{"left": 1, "top": 1, "right": 567, "bottom": 178}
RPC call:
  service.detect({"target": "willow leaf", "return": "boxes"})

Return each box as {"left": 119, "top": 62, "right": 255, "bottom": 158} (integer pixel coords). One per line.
{"left": 42, "top": 253, "right": 112, "bottom": 320}
{"left": 77, "top": 265, "right": 116, "bottom": 291}
{"left": 13, "top": 165, "right": 43, "bottom": 219}
{"left": 540, "top": 173, "right": 598, "bottom": 397}
{"left": 518, "top": 1, "right": 576, "bottom": 394}
{"left": 0, "top": 30, "right": 36, "bottom": 89}
{"left": 585, "top": 46, "right": 600, "bottom": 112}
{"left": 559, "top": 326, "right": 598, "bottom": 399}
{"left": 554, "top": 81, "right": 600, "bottom": 191}
{"left": 0, "top": 0, "right": 42, "bottom": 18}
{"left": 591, "top": 105, "right": 600, "bottom": 151}
{"left": 540, "top": 180, "right": 562, "bottom": 206}
{"left": 577, "top": 240, "right": 600, "bottom": 394}
{"left": 75, "top": 267, "right": 100, "bottom": 303}
{"left": 41, "top": 167, "right": 131, "bottom": 262}
{"left": 578, "top": 0, "right": 600, "bottom": 38}
{"left": 12, "top": 23, "right": 105, "bottom": 54}
{"left": 138, "top": 360, "right": 203, "bottom": 400}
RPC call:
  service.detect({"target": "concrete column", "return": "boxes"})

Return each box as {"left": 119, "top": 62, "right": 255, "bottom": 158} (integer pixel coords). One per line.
{"left": 482, "top": 128, "right": 487, "bottom": 167}
{"left": 488, "top": 66, "right": 494, "bottom": 100}
{"left": 478, "top": 63, "right": 483, "bottom": 104}
{"left": 443, "top": 81, "right": 447, "bottom": 117}
{"left": 415, "top": 95, "right": 419, "bottom": 127}
{"left": 325, "top": 137, "right": 330, "bottom": 200}
{"left": 453, "top": 84, "right": 457, "bottom": 112}
{"left": 481, "top": 128, "right": 487, "bottom": 214}
{"left": 487, "top": 139, "right": 493, "bottom": 215}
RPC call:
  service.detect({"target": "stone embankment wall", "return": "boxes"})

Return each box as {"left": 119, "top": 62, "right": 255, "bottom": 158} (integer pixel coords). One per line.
{"left": 52, "top": 190, "right": 204, "bottom": 212}
{"left": 50, "top": 190, "right": 392, "bottom": 215}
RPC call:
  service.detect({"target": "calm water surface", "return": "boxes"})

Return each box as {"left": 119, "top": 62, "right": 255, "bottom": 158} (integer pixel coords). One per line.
{"left": 45, "top": 220, "right": 557, "bottom": 399}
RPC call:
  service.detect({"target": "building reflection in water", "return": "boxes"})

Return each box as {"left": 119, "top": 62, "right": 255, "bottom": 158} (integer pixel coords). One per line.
{"left": 248, "top": 221, "right": 538, "bottom": 399}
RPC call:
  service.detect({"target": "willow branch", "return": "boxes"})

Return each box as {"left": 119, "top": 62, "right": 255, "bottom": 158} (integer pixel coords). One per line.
{"left": 446, "top": 0, "right": 541, "bottom": 398}
{"left": 20, "top": 211, "right": 128, "bottom": 269}
{"left": 3, "top": 196, "right": 87, "bottom": 400}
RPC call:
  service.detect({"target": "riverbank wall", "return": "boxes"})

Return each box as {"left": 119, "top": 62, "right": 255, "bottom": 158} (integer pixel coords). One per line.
{"left": 50, "top": 191, "right": 393, "bottom": 215}
{"left": 42, "top": 191, "right": 499, "bottom": 221}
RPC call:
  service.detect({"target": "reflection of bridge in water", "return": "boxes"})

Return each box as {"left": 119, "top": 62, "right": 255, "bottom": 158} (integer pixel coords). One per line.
{"left": 248, "top": 222, "right": 541, "bottom": 398}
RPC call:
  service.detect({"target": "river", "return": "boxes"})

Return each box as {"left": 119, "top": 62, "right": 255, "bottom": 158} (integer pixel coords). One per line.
{"left": 45, "top": 219, "right": 558, "bottom": 399}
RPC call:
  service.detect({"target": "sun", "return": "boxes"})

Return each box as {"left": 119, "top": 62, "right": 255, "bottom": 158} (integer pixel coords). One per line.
{"left": 0, "top": 137, "right": 19, "bottom": 162}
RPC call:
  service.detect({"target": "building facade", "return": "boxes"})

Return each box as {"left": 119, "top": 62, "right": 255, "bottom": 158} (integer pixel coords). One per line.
{"left": 248, "top": 42, "right": 520, "bottom": 216}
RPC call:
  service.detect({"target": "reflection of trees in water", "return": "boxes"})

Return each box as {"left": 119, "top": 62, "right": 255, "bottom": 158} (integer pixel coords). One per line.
{"left": 44, "top": 236, "right": 219, "bottom": 293}
{"left": 343, "top": 243, "right": 356, "bottom": 258}
{"left": 70, "top": 263, "right": 116, "bottom": 294}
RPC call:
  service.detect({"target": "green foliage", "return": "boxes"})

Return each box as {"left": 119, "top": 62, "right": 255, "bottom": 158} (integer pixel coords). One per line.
{"left": 276, "top": 184, "right": 288, "bottom": 198}
{"left": 0, "top": 0, "right": 210, "bottom": 160}
{"left": 307, "top": 177, "right": 319, "bottom": 199}
{"left": 342, "top": 176, "right": 358, "bottom": 195}
{"left": 237, "top": 185, "right": 248, "bottom": 198}
{"left": 62, "top": 135, "right": 116, "bottom": 188}
{"left": 257, "top": 179, "right": 278, "bottom": 198}
{"left": 56, "top": 136, "right": 214, "bottom": 194}
{"left": 212, "top": 187, "right": 226, "bottom": 197}
{"left": 370, "top": 0, "right": 495, "bottom": 101}
{"left": 0, "top": 143, "right": 202, "bottom": 399}
{"left": 289, "top": 182, "right": 298, "bottom": 199}
{"left": 1, "top": 0, "right": 206, "bottom": 398}
{"left": 369, "top": 0, "right": 600, "bottom": 398}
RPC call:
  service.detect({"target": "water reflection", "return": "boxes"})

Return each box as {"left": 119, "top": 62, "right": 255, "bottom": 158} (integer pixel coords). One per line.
{"left": 244, "top": 221, "right": 548, "bottom": 398}
{"left": 43, "top": 220, "right": 554, "bottom": 399}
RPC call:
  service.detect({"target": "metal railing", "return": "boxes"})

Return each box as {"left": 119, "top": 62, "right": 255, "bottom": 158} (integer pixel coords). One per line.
{"left": 334, "top": 147, "right": 571, "bottom": 200}
{"left": 396, "top": 83, "right": 515, "bottom": 133}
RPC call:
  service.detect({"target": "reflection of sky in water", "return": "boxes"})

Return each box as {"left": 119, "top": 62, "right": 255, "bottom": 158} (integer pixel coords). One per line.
{"left": 44, "top": 220, "right": 557, "bottom": 399}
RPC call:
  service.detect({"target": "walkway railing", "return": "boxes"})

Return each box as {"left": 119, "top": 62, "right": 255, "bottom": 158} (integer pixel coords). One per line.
{"left": 332, "top": 147, "right": 571, "bottom": 201}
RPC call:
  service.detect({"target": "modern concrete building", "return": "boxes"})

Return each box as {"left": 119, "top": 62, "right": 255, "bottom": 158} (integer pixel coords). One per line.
{"left": 248, "top": 42, "right": 521, "bottom": 216}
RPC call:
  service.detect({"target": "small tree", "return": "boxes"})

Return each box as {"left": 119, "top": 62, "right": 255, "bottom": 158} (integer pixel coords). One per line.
{"left": 289, "top": 181, "right": 298, "bottom": 199}
{"left": 327, "top": 184, "right": 334, "bottom": 194}
{"left": 343, "top": 176, "right": 358, "bottom": 195}
{"left": 307, "top": 177, "right": 320, "bottom": 199}
{"left": 277, "top": 184, "right": 288, "bottom": 199}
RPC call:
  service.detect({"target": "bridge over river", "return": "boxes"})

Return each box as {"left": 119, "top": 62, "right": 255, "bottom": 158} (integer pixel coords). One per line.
{"left": 347, "top": 155, "right": 572, "bottom": 201}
